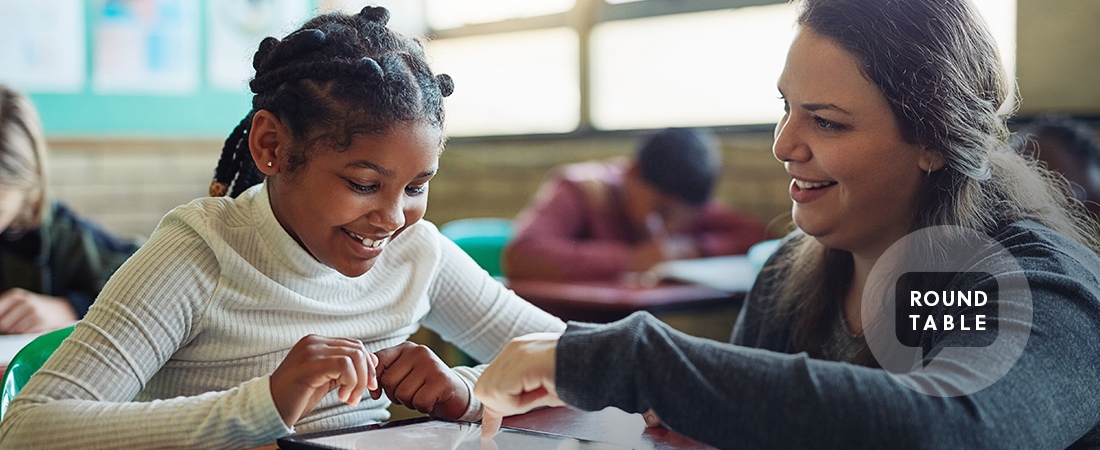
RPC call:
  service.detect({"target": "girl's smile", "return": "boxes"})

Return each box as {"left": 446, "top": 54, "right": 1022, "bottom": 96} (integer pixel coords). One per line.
{"left": 255, "top": 114, "right": 443, "bottom": 278}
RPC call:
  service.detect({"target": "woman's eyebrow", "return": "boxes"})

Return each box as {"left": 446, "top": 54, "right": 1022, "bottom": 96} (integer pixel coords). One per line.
{"left": 778, "top": 87, "right": 853, "bottom": 115}
{"left": 802, "top": 102, "right": 853, "bottom": 115}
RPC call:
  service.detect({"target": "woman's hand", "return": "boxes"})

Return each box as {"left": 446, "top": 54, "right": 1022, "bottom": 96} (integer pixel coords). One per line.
{"left": 270, "top": 334, "right": 378, "bottom": 427}
{"left": 373, "top": 341, "right": 470, "bottom": 419}
{"left": 0, "top": 288, "right": 78, "bottom": 334}
{"left": 473, "top": 332, "right": 564, "bottom": 438}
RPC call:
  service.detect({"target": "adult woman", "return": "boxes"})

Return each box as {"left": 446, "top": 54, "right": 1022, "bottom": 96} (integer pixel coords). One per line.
{"left": 474, "top": 0, "right": 1100, "bottom": 448}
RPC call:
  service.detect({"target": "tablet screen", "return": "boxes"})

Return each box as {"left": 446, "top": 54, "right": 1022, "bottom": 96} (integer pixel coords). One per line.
{"left": 278, "top": 418, "right": 631, "bottom": 450}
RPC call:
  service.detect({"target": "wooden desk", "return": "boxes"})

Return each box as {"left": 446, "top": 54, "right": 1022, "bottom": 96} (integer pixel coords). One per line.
{"left": 508, "top": 279, "right": 743, "bottom": 323}
{"left": 263, "top": 407, "right": 714, "bottom": 450}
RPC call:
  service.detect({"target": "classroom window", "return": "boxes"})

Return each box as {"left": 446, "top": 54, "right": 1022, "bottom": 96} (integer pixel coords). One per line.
{"left": 426, "top": 28, "right": 581, "bottom": 136}
{"left": 972, "top": 0, "right": 1017, "bottom": 114}
{"left": 424, "top": 0, "right": 576, "bottom": 29}
{"left": 590, "top": 4, "right": 797, "bottom": 130}
{"left": 418, "top": 0, "right": 1016, "bottom": 136}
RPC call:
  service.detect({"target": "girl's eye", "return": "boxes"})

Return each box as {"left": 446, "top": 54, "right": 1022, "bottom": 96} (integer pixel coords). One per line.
{"left": 405, "top": 183, "right": 427, "bottom": 196}
{"left": 814, "top": 116, "right": 845, "bottom": 131}
{"left": 779, "top": 96, "right": 789, "bottom": 113}
{"left": 348, "top": 179, "right": 378, "bottom": 194}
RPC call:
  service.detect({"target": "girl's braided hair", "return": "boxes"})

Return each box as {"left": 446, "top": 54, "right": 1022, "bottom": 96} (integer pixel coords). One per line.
{"left": 211, "top": 6, "right": 454, "bottom": 197}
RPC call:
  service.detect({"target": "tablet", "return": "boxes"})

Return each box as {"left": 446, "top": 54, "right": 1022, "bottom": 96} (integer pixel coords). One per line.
{"left": 276, "top": 417, "right": 632, "bottom": 450}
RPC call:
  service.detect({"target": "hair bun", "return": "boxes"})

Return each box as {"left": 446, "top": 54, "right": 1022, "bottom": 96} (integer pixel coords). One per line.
{"left": 360, "top": 6, "right": 390, "bottom": 26}
{"left": 256, "top": 29, "right": 326, "bottom": 72}
{"left": 253, "top": 37, "right": 280, "bottom": 70}
{"left": 436, "top": 74, "right": 454, "bottom": 97}
{"left": 355, "top": 57, "right": 385, "bottom": 83}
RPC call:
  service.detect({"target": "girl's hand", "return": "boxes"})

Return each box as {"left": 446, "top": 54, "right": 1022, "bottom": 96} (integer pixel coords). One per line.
{"left": 0, "top": 288, "right": 78, "bottom": 334}
{"left": 270, "top": 334, "right": 378, "bottom": 427}
{"left": 372, "top": 342, "right": 470, "bottom": 419}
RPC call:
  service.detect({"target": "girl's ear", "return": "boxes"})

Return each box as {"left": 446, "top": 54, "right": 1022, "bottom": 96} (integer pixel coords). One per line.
{"left": 919, "top": 149, "right": 946, "bottom": 174}
{"left": 250, "top": 110, "right": 287, "bottom": 176}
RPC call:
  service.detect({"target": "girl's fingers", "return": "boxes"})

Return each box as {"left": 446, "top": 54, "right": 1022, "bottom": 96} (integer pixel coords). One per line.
{"left": 334, "top": 355, "right": 358, "bottom": 403}
{"left": 344, "top": 341, "right": 371, "bottom": 406}
{"left": 409, "top": 381, "right": 441, "bottom": 413}
{"left": 378, "top": 355, "right": 415, "bottom": 394}
{"left": 312, "top": 337, "right": 376, "bottom": 406}
{"left": 366, "top": 352, "right": 379, "bottom": 391}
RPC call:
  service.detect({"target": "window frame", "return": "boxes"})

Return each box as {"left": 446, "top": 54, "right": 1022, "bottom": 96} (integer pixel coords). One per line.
{"left": 427, "top": 0, "right": 788, "bottom": 139}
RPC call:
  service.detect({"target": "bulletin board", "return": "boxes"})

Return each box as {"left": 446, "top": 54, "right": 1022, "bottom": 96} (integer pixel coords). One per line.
{"left": 0, "top": 0, "right": 313, "bottom": 139}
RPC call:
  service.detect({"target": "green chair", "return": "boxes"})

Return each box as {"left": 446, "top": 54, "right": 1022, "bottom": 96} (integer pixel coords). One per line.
{"left": 439, "top": 218, "right": 513, "bottom": 278}
{"left": 0, "top": 325, "right": 75, "bottom": 421}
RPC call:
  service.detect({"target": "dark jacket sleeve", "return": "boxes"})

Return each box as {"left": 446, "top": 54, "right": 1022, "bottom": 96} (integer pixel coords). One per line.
{"left": 45, "top": 202, "right": 142, "bottom": 317}
{"left": 553, "top": 225, "right": 1100, "bottom": 449}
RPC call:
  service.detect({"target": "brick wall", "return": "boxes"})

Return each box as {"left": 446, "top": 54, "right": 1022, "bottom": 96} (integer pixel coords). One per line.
{"left": 45, "top": 132, "right": 795, "bottom": 239}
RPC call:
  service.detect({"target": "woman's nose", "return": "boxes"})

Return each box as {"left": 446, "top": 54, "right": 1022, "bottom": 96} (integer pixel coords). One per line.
{"left": 772, "top": 114, "right": 809, "bottom": 163}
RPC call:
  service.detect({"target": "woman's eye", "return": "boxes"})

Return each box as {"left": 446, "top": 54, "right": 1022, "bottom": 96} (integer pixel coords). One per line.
{"left": 348, "top": 180, "right": 378, "bottom": 193}
{"left": 814, "top": 116, "right": 845, "bottom": 131}
{"left": 405, "top": 184, "right": 427, "bottom": 196}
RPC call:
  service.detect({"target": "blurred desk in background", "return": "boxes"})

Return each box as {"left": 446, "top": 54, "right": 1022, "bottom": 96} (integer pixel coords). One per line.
{"left": 508, "top": 279, "right": 744, "bottom": 323}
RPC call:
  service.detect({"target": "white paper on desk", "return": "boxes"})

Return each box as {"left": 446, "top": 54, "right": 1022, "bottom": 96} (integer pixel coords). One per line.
{"left": 650, "top": 255, "right": 758, "bottom": 292}
{"left": 0, "top": 332, "right": 43, "bottom": 366}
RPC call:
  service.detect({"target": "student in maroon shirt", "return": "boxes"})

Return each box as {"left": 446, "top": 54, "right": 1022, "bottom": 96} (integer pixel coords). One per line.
{"left": 504, "top": 127, "right": 770, "bottom": 281}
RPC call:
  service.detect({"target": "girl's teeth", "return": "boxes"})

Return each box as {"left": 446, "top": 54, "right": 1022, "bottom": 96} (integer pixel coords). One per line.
{"left": 347, "top": 229, "right": 383, "bottom": 248}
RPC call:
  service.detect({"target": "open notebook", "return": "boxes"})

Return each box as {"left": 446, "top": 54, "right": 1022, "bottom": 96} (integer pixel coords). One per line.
{"left": 648, "top": 255, "right": 759, "bottom": 293}
{"left": 0, "top": 333, "right": 43, "bottom": 366}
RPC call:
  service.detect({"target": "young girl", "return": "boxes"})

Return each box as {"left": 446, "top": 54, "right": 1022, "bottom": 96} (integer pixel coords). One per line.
{"left": 0, "top": 84, "right": 141, "bottom": 334}
{"left": 475, "top": 0, "right": 1100, "bottom": 448}
{"left": 0, "top": 7, "right": 564, "bottom": 448}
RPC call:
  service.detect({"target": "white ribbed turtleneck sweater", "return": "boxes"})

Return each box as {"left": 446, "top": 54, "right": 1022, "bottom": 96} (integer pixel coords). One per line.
{"left": 0, "top": 183, "right": 565, "bottom": 449}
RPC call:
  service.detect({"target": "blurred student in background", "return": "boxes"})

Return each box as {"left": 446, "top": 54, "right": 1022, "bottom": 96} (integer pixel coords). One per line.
{"left": 1012, "top": 115, "right": 1100, "bottom": 217}
{"left": 504, "top": 127, "right": 770, "bottom": 281}
{"left": 0, "top": 84, "right": 141, "bottom": 334}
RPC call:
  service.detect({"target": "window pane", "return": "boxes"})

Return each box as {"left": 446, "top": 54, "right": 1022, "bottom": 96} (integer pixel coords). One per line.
{"left": 973, "top": 0, "right": 1017, "bottom": 114}
{"left": 591, "top": 4, "right": 797, "bottom": 130}
{"left": 427, "top": 28, "right": 580, "bottom": 136}
{"left": 425, "top": 0, "right": 575, "bottom": 29}
{"left": 317, "top": 0, "right": 426, "bottom": 36}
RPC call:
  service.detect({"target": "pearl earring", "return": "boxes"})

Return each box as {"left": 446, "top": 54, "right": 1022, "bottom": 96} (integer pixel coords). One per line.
{"left": 267, "top": 161, "right": 273, "bottom": 167}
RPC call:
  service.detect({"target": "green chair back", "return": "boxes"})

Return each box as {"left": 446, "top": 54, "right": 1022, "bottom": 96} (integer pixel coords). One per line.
{"left": 439, "top": 218, "right": 513, "bottom": 278}
{"left": 0, "top": 325, "right": 75, "bottom": 421}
